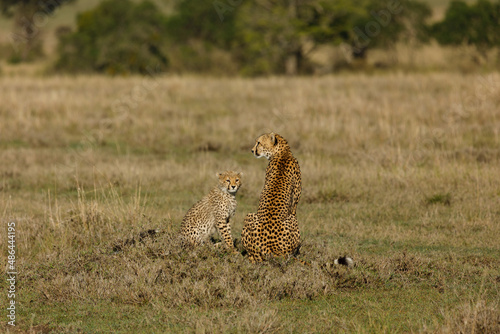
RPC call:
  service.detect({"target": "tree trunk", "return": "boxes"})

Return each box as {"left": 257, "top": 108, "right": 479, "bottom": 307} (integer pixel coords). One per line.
{"left": 286, "top": 49, "right": 302, "bottom": 75}
{"left": 11, "top": 1, "right": 43, "bottom": 61}
{"left": 285, "top": 0, "right": 300, "bottom": 75}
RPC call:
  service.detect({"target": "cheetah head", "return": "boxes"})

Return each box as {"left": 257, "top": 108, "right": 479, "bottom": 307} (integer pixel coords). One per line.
{"left": 217, "top": 171, "right": 242, "bottom": 194}
{"left": 251, "top": 132, "right": 281, "bottom": 160}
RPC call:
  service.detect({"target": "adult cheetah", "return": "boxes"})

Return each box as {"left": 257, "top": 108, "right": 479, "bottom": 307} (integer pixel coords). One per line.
{"left": 241, "top": 133, "right": 302, "bottom": 262}
{"left": 180, "top": 171, "right": 242, "bottom": 251}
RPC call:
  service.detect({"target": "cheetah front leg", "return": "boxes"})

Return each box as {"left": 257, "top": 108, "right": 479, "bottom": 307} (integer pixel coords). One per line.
{"left": 216, "top": 218, "right": 237, "bottom": 251}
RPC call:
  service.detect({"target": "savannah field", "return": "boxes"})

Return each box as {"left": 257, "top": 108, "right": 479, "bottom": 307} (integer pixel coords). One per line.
{"left": 0, "top": 72, "right": 499, "bottom": 333}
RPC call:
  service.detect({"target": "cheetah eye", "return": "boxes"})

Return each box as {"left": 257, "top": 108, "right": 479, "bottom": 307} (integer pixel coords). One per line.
{"left": 236, "top": 179, "right": 239, "bottom": 182}
{"left": 226, "top": 179, "right": 230, "bottom": 183}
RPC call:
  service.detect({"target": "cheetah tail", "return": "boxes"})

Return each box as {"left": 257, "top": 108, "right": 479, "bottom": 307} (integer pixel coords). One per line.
{"left": 333, "top": 256, "right": 354, "bottom": 267}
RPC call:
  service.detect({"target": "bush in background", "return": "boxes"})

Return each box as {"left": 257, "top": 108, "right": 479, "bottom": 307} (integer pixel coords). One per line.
{"left": 162, "top": 0, "right": 239, "bottom": 75}
{"left": 349, "top": 0, "right": 432, "bottom": 60}
{"left": 48, "top": 0, "right": 500, "bottom": 75}
{"left": 53, "top": 0, "right": 434, "bottom": 76}
{"left": 0, "top": 0, "right": 75, "bottom": 62}
{"left": 232, "top": 0, "right": 362, "bottom": 76}
{"left": 54, "top": 0, "right": 169, "bottom": 74}
{"left": 432, "top": 0, "right": 500, "bottom": 50}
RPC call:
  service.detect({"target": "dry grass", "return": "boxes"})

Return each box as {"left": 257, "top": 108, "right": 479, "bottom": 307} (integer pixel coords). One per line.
{"left": 1, "top": 73, "right": 499, "bottom": 332}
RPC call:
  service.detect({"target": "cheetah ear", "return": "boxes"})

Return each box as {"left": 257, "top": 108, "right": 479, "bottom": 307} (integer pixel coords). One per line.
{"left": 238, "top": 172, "right": 244, "bottom": 177}
{"left": 216, "top": 172, "right": 221, "bottom": 178}
{"left": 270, "top": 132, "right": 277, "bottom": 145}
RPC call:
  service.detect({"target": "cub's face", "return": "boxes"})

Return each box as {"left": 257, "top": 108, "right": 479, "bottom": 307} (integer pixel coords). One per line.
{"left": 251, "top": 133, "right": 277, "bottom": 160}
{"left": 217, "top": 171, "right": 242, "bottom": 194}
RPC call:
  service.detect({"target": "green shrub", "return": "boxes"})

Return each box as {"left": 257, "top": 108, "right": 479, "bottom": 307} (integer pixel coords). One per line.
{"left": 54, "top": 0, "right": 169, "bottom": 74}
{"left": 162, "top": 0, "right": 239, "bottom": 74}
{"left": 350, "top": 0, "right": 432, "bottom": 59}
{"left": 432, "top": 0, "right": 500, "bottom": 48}
{"left": 233, "top": 0, "right": 432, "bottom": 75}
{"left": 165, "top": 0, "right": 236, "bottom": 48}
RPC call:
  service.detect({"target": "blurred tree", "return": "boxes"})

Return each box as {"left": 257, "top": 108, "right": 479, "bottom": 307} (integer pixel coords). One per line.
{"left": 432, "top": 0, "right": 500, "bottom": 50}
{"left": 162, "top": 0, "right": 240, "bottom": 74}
{"left": 234, "top": 0, "right": 364, "bottom": 75}
{"left": 233, "top": 0, "right": 431, "bottom": 74}
{"left": 0, "top": 0, "right": 74, "bottom": 62}
{"left": 49, "top": 0, "right": 436, "bottom": 75}
{"left": 75, "top": 0, "right": 430, "bottom": 75}
{"left": 166, "top": 0, "right": 237, "bottom": 48}
{"left": 55, "top": 0, "right": 169, "bottom": 74}
{"left": 349, "top": 0, "right": 431, "bottom": 59}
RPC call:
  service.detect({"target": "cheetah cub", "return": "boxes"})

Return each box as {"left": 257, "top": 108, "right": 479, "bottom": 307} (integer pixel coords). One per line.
{"left": 180, "top": 171, "right": 242, "bottom": 251}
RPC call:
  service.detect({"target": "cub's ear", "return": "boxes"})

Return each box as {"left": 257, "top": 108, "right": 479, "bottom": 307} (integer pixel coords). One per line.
{"left": 270, "top": 132, "right": 277, "bottom": 145}
{"left": 238, "top": 172, "right": 244, "bottom": 177}
{"left": 216, "top": 172, "right": 222, "bottom": 178}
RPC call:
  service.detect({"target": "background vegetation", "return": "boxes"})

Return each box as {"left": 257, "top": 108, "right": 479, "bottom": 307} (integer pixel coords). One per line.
{"left": 432, "top": 0, "right": 500, "bottom": 49}
{"left": 1, "top": 0, "right": 499, "bottom": 74}
{"left": 55, "top": 0, "right": 170, "bottom": 74}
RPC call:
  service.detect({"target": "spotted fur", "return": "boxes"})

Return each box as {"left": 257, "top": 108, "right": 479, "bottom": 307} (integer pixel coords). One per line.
{"left": 241, "top": 133, "right": 302, "bottom": 262}
{"left": 180, "top": 171, "right": 242, "bottom": 250}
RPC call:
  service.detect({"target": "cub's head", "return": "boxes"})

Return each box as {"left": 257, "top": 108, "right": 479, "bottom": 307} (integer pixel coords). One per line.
{"left": 217, "top": 171, "right": 242, "bottom": 194}
{"left": 251, "top": 132, "right": 286, "bottom": 159}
